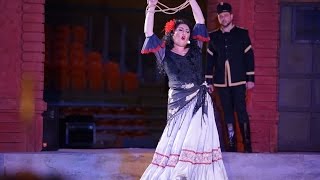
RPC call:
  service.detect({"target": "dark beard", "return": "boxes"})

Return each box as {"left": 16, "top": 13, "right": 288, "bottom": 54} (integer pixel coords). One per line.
{"left": 222, "top": 21, "right": 232, "bottom": 28}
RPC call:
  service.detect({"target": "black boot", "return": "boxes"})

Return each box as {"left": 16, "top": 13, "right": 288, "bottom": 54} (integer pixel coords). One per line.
{"left": 227, "top": 123, "right": 236, "bottom": 152}
{"left": 239, "top": 122, "right": 252, "bottom": 153}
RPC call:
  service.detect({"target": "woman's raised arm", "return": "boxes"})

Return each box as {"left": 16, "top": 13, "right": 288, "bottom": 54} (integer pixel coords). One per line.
{"left": 144, "top": 0, "right": 158, "bottom": 37}
{"left": 189, "top": 0, "right": 205, "bottom": 24}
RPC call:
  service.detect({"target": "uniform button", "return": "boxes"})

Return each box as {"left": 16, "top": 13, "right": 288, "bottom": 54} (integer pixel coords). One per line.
{"left": 225, "top": 45, "right": 228, "bottom": 48}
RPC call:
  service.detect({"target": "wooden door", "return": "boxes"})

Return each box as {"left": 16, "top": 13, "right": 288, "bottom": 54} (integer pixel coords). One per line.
{"left": 278, "top": 4, "right": 320, "bottom": 151}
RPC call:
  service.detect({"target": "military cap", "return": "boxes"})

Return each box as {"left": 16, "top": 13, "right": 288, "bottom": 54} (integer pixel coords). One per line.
{"left": 217, "top": 2, "right": 232, "bottom": 14}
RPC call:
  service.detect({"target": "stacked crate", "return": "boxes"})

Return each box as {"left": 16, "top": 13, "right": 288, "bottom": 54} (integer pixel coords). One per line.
{"left": 87, "top": 52, "right": 104, "bottom": 92}
{"left": 53, "top": 25, "right": 71, "bottom": 92}
{"left": 69, "top": 26, "right": 87, "bottom": 92}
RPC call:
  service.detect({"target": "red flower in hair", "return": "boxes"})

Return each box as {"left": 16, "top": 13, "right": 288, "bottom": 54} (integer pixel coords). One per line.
{"left": 164, "top": 19, "right": 175, "bottom": 34}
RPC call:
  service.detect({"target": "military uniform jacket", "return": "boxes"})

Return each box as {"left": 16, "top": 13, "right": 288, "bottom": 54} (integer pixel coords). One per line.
{"left": 206, "top": 26, "right": 255, "bottom": 87}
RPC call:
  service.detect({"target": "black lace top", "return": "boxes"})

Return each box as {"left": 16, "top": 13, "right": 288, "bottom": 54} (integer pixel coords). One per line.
{"left": 163, "top": 47, "right": 204, "bottom": 88}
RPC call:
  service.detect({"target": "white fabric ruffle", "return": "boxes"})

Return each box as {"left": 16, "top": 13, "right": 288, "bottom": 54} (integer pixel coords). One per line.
{"left": 140, "top": 93, "right": 228, "bottom": 180}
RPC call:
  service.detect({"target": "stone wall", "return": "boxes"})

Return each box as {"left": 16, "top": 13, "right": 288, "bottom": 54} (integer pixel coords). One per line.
{"left": 0, "top": 0, "right": 46, "bottom": 152}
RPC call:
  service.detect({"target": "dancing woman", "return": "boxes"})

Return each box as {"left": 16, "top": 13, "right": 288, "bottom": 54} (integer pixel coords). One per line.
{"left": 140, "top": 0, "right": 228, "bottom": 179}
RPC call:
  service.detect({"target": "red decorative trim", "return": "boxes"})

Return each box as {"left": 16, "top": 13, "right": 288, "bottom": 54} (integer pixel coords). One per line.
{"left": 192, "top": 35, "right": 210, "bottom": 42}
{"left": 151, "top": 148, "right": 222, "bottom": 168}
{"left": 141, "top": 42, "right": 165, "bottom": 54}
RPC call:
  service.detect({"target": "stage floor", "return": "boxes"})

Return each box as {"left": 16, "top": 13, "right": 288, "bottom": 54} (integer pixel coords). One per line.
{"left": 1, "top": 149, "right": 320, "bottom": 180}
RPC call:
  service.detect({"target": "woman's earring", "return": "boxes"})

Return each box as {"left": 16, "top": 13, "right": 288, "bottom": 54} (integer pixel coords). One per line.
{"left": 187, "top": 40, "right": 190, "bottom": 44}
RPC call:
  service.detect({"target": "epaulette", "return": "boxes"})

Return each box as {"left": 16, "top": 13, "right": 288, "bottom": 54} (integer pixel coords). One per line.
{"left": 208, "top": 28, "right": 220, "bottom": 34}
{"left": 236, "top": 26, "right": 248, "bottom": 30}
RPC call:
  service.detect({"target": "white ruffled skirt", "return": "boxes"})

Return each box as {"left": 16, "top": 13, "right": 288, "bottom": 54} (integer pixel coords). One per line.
{"left": 140, "top": 93, "right": 228, "bottom": 180}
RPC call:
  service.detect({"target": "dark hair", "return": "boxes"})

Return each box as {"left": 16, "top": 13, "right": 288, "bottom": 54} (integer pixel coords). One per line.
{"left": 156, "top": 19, "right": 200, "bottom": 75}
{"left": 162, "top": 19, "right": 197, "bottom": 50}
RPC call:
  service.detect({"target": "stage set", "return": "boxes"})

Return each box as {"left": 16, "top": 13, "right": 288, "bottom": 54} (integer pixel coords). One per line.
{"left": 0, "top": 149, "right": 319, "bottom": 179}
{"left": 0, "top": 0, "right": 320, "bottom": 179}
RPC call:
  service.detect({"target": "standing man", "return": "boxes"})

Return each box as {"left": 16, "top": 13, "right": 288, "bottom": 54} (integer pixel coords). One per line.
{"left": 206, "top": 2, "right": 254, "bottom": 153}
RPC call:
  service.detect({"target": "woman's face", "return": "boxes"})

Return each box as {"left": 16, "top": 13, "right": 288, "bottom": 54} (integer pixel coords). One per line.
{"left": 172, "top": 24, "right": 190, "bottom": 47}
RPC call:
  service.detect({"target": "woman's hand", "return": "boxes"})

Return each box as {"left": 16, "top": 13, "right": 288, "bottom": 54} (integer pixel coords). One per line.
{"left": 147, "top": 0, "right": 158, "bottom": 6}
